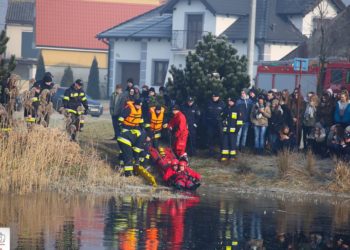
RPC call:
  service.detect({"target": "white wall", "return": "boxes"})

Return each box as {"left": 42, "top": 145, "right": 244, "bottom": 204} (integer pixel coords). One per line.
{"left": 215, "top": 15, "right": 237, "bottom": 36}
{"left": 289, "top": 0, "right": 338, "bottom": 37}
{"left": 146, "top": 39, "right": 172, "bottom": 85}
{"left": 172, "top": 0, "right": 216, "bottom": 33}
{"left": 264, "top": 44, "right": 298, "bottom": 61}
{"left": 5, "top": 24, "right": 33, "bottom": 58}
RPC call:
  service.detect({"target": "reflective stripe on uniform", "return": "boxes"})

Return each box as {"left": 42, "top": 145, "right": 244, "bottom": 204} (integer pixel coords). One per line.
{"left": 221, "top": 150, "right": 229, "bottom": 155}
{"left": 231, "top": 112, "right": 237, "bottom": 119}
{"left": 31, "top": 97, "right": 39, "bottom": 102}
{"left": 117, "top": 137, "right": 132, "bottom": 146}
{"left": 130, "top": 129, "right": 141, "bottom": 137}
{"left": 71, "top": 93, "right": 79, "bottom": 97}
{"left": 132, "top": 147, "right": 143, "bottom": 153}
{"left": 144, "top": 123, "right": 151, "bottom": 128}
{"left": 118, "top": 117, "right": 125, "bottom": 122}
{"left": 237, "top": 120, "right": 243, "bottom": 125}
{"left": 145, "top": 154, "right": 150, "bottom": 159}
{"left": 230, "top": 150, "right": 236, "bottom": 156}
{"left": 1, "top": 128, "right": 12, "bottom": 132}
{"left": 124, "top": 166, "right": 133, "bottom": 171}
{"left": 63, "top": 96, "right": 70, "bottom": 101}
{"left": 229, "top": 128, "right": 236, "bottom": 133}
{"left": 79, "top": 93, "right": 85, "bottom": 96}
{"left": 139, "top": 157, "right": 145, "bottom": 162}
{"left": 223, "top": 127, "right": 227, "bottom": 132}
{"left": 81, "top": 97, "right": 87, "bottom": 101}
{"left": 67, "top": 109, "right": 83, "bottom": 115}
{"left": 154, "top": 133, "right": 161, "bottom": 139}
{"left": 80, "top": 120, "right": 85, "bottom": 124}
{"left": 26, "top": 117, "right": 36, "bottom": 122}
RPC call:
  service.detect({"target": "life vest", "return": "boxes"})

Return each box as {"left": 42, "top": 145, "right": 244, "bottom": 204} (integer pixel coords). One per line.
{"left": 150, "top": 107, "right": 165, "bottom": 131}
{"left": 123, "top": 101, "right": 143, "bottom": 127}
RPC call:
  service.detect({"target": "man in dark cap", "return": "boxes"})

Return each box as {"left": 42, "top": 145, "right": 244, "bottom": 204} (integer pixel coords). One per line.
{"left": 168, "top": 104, "right": 189, "bottom": 162}
{"left": 181, "top": 96, "right": 200, "bottom": 156}
{"left": 62, "top": 79, "right": 89, "bottom": 139}
{"left": 125, "top": 78, "right": 134, "bottom": 92}
{"left": 205, "top": 92, "right": 225, "bottom": 156}
{"left": 117, "top": 98, "right": 145, "bottom": 176}
{"left": 27, "top": 72, "right": 56, "bottom": 126}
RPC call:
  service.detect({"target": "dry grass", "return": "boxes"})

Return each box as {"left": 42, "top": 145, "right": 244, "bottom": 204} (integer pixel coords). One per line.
{"left": 328, "top": 161, "right": 350, "bottom": 192}
{"left": 305, "top": 150, "right": 316, "bottom": 176}
{"left": 0, "top": 125, "right": 126, "bottom": 194}
{"left": 277, "top": 149, "right": 294, "bottom": 179}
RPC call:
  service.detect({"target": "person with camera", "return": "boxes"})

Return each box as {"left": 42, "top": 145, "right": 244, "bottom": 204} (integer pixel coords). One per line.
{"left": 250, "top": 95, "right": 271, "bottom": 155}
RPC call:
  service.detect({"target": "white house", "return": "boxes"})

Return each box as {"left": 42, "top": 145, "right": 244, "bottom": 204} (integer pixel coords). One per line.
{"left": 5, "top": 0, "right": 38, "bottom": 80}
{"left": 97, "top": 0, "right": 345, "bottom": 95}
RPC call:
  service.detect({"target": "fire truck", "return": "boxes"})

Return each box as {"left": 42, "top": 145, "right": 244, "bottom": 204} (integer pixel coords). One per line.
{"left": 256, "top": 60, "right": 350, "bottom": 95}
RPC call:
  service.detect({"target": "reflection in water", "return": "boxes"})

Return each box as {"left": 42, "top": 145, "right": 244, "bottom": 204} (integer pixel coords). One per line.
{"left": 0, "top": 192, "right": 349, "bottom": 249}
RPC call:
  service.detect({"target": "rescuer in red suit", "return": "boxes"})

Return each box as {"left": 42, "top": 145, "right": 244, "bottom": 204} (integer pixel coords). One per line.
{"left": 168, "top": 105, "right": 189, "bottom": 162}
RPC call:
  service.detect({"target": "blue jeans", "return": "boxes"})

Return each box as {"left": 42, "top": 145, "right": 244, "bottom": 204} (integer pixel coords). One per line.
{"left": 236, "top": 122, "right": 250, "bottom": 148}
{"left": 254, "top": 125, "right": 267, "bottom": 149}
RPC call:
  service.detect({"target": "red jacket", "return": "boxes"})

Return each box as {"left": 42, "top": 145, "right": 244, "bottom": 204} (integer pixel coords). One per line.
{"left": 163, "top": 168, "right": 177, "bottom": 182}
{"left": 168, "top": 111, "right": 188, "bottom": 137}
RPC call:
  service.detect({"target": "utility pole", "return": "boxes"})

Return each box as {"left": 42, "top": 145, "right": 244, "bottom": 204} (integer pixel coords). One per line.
{"left": 247, "top": 0, "right": 257, "bottom": 86}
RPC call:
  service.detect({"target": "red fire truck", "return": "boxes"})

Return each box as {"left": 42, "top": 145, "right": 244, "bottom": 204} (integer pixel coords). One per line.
{"left": 256, "top": 60, "right": 350, "bottom": 94}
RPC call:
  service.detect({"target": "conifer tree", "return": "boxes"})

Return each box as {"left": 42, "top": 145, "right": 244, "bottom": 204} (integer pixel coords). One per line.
{"left": 35, "top": 51, "right": 45, "bottom": 81}
{"left": 87, "top": 57, "right": 100, "bottom": 99}
{"left": 167, "top": 33, "right": 250, "bottom": 109}
{"left": 61, "top": 66, "right": 74, "bottom": 87}
{"left": 0, "top": 30, "right": 16, "bottom": 81}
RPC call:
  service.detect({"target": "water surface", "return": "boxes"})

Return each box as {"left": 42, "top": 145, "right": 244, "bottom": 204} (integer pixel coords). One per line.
{"left": 1, "top": 189, "right": 349, "bottom": 249}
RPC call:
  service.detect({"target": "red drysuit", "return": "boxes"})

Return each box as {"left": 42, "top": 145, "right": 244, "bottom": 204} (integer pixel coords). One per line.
{"left": 168, "top": 111, "right": 189, "bottom": 157}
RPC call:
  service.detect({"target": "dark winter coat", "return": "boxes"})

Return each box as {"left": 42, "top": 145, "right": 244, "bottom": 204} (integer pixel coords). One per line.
{"left": 236, "top": 97, "right": 253, "bottom": 122}
{"left": 181, "top": 103, "right": 200, "bottom": 128}
{"left": 316, "top": 100, "right": 334, "bottom": 128}
{"left": 206, "top": 99, "right": 225, "bottom": 122}
{"left": 63, "top": 85, "right": 88, "bottom": 111}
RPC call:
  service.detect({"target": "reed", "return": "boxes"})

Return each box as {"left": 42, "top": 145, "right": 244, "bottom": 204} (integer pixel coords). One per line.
{"left": 329, "top": 161, "right": 350, "bottom": 192}
{"left": 276, "top": 149, "right": 292, "bottom": 179}
{"left": 0, "top": 125, "right": 125, "bottom": 194}
{"left": 305, "top": 150, "right": 316, "bottom": 176}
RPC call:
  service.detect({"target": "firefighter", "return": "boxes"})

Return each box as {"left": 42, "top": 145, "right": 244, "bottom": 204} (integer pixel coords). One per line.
{"left": 181, "top": 96, "right": 200, "bottom": 156}
{"left": 30, "top": 72, "right": 56, "bottom": 126}
{"left": 220, "top": 97, "right": 242, "bottom": 162}
{"left": 62, "top": 79, "right": 89, "bottom": 137}
{"left": 117, "top": 99, "right": 144, "bottom": 176}
{"left": 168, "top": 105, "right": 189, "bottom": 162}
{"left": 145, "top": 104, "right": 168, "bottom": 149}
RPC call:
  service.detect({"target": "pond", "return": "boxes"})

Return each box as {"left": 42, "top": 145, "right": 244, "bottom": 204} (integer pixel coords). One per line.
{"left": 1, "top": 189, "right": 349, "bottom": 249}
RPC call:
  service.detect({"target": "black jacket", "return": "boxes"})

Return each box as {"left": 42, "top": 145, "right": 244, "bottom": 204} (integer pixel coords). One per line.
{"left": 206, "top": 99, "right": 225, "bottom": 122}
{"left": 63, "top": 85, "right": 88, "bottom": 111}
{"left": 221, "top": 105, "right": 241, "bottom": 131}
{"left": 181, "top": 103, "right": 200, "bottom": 127}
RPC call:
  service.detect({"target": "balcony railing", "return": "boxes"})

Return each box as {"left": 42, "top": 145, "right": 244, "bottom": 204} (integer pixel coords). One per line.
{"left": 171, "top": 30, "right": 209, "bottom": 51}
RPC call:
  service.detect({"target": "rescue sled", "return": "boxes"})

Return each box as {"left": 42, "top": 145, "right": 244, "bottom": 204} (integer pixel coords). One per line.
{"left": 149, "top": 147, "right": 201, "bottom": 191}
{"left": 134, "top": 165, "right": 157, "bottom": 187}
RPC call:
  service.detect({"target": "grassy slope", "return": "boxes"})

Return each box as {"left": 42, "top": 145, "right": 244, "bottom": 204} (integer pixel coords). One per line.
{"left": 79, "top": 118, "right": 350, "bottom": 196}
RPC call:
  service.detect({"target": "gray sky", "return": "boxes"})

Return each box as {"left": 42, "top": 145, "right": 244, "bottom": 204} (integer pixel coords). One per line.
{"left": 343, "top": 0, "right": 350, "bottom": 6}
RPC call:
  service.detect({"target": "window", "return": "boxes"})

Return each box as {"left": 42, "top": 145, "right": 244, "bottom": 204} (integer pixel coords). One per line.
{"left": 312, "top": 18, "right": 331, "bottom": 33}
{"left": 153, "top": 61, "right": 169, "bottom": 86}
{"left": 186, "top": 14, "right": 203, "bottom": 49}
{"left": 330, "top": 69, "right": 343, "bottom": 84}
{"left": 21, "top": 32, "right": 39, "bottom": 58}
{"left": 346, "top": 70, "right": 350, "bottom": 84}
